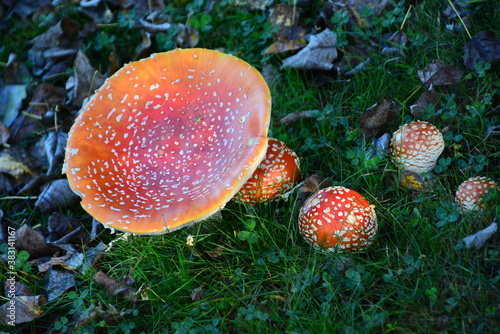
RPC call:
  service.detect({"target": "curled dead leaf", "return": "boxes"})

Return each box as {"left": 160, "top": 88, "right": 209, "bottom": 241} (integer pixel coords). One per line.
{"left": 463, "top": 31, "right": 500, "bottom": 72}
{"left": 94, "top": 271, "right": 137, "bottom": 301}
{"left": 359, "top": 100, "right": 401, "bottom": 137}
{"left": 0, "top": 295, "right": 46, "bottom": 325}
{"left": 281, "top": 29, "right": 338, "bottom": 71}
{"left": 462, "top": 221, "right": 498, "bottom": 249}
{"left": 418, "top": 59, "right": 464, "bottom": 87}
{"left": 15, "top": 224, "right": 58, "bottom": 258}
{"left": 35, "top": 178, "right": 80, "bottom": 213}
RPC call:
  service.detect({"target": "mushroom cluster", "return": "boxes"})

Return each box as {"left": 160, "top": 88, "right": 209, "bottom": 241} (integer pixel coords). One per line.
{"left": 64, "top": 48, "right": 271, "bottom": 234}
{"left": 236, "top": 138, "right": 301, "bottom": 204}
{"left": 298, "top": 186, "right": 378, "bottom": 253}
{"left": 455, "top": 176, "right": 498, "bottom": 211}
{"left": 390, "top": 121, "right": 445, "bottom": 174}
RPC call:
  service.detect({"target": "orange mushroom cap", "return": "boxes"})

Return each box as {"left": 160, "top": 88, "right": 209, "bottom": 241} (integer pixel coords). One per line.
{"left": 390, "top": 121, "right": 444, "bottom": 174}
{"left": 236, "top": 138, "right": 301, "bottom": 204}
{"left": 455, "top": 176, "right": 498, "bottom": 211}
{"left": 63, "top": 48, "right": 271, "bottom": 234}
{"left": 298, "top": 186, "right": 378, "bottom": 253}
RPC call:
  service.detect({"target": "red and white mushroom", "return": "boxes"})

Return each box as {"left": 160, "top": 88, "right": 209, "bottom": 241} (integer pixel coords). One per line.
{"left": 455, "top": 176, "right": 498, "bottom": 211}
{"left": 236, "top": 138, "right": 301, "bottom": 204}
{"left": 63, "top": 48, "right": 271, "bottom": 234}
{"left": 298, "top": 186, "right": 378, "bottom": 253}
{"left": 390, "top": 121, "right": 445, "bottom": 174}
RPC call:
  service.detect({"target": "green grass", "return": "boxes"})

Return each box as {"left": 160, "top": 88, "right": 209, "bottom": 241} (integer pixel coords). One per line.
{"left": 1, "top": 0, "right": 499, "bottom": 333}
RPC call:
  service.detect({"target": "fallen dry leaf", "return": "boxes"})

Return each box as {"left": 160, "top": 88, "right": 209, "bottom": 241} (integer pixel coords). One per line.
{"left": 42, "top": 268, "right": 76, "bottom": 302}
{"left": 44, "top": 131, "right": 68, "bottom": 175}
{"left": 234, "top": 0, "right": 272, "bottom": 11}
{"left": 281, "top": 29, "right": 339, "bottom": 70}
{"left": 418, "top": 59, "right": 464, "bottom": 87}
{"left": 277, "top": 109, "right": 320, "bottom": 126}
{"left": 0, "top": 151, "right": 33, "bottom": 181}
{"left": 463, "top": 31, "right": 500, "bottom": 71}
{"left": 35, "top": 178, "right": 80, "bottom": 213}
{"left": 410, "top": 86, "right": 440, "bottom": 119}
{"left": 15, "top": 224, "right": 58, "bottom": 258}
{"left": 366, "top": 133, "right": 390, "bottom": 163}
{"left": 0, "top": 295, "right": 46, "bottom": 325}
{"left": 94, "top": 271, "right": 137, "bottom": 301}
{"left": 359, "top": 100, "right": 401, "bottom": 137}
{"left": 69, "top": 50, "right": 107, "bottom": 108}
{"left": 268, "top": 2, "right": 301, "bottom": 28}
{"left": 265, "top": 26, "right": 308, "bottom": 54}
{"left": 462, "top": 221, "right": 498, "bottom": 249}
{"left": 3, "top": 280, "right": 32, "bottom": 297}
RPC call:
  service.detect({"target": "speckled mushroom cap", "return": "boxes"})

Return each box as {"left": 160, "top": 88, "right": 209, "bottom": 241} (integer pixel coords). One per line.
{"left": 455, "top": 176, "right": 497, "bottom": 211}
{"left": 64, "top": 48, "right": 271, "bottom": 234}
{"left": 390, "top": 121, "right": 444, "bottom": 174}
{"left": 298, "top": 186, "right": 378, "bottom": 253}
{"left": 236, "top": 138, "right": 301, "bottom": 204}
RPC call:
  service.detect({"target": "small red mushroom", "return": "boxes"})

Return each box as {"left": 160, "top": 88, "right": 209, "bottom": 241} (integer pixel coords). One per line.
{"left": 64, "top": 48, "right": 271, "bottom": 234}
{"left": 390, "top": 121, "right": 445, "bottom": 174}
{"left": 455, "top": 176, "right": 498, "bottom": 211}
{"left": 298, "top": 186, "right": 378, "bottom": 253}
{"left": 236, "top": 138, "right": 301, "bottom": 204}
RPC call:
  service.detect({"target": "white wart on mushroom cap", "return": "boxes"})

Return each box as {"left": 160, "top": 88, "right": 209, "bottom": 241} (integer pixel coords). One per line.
{"left": 455, "top": 176, "right": 498, "bottom": 211}
{"left": 63, "top": 48, "right": 271, "bottom": 234}
{"left": 298, "top": 186, "right": 378, "bottom": 253}
{"left": 236, "top": 138, "right": 301, "bottom": 204}
{"left": 390, "top": 121, "right": 445, "bottom": 174}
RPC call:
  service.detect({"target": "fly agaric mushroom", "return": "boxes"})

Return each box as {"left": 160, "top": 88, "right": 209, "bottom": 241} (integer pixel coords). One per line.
{"left": 455, "top": 176, "right": 498, "bottom": 211}
{"left": 298, "top": 186, "right": 378, "bottom": 253}
{"left": 390, "top": 121, "right": 445, "bottom": 174}
{"left": 236, "top": 138, "right": 301, "bottom": 204}
{"left": 64, "top": 48, "right": 271, "bottom": 234}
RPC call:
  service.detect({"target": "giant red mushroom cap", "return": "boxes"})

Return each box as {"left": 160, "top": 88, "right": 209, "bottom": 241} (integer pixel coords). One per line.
{"left": 236, "top": 138, "right": 301, "bottom": 204}
{"left": 390, "top": 121, "right": 445, "bottom": 174}
{"left": 298, "top": 186, "right": 378, "bottom": 253}
{"left": 455, "top": 176, "right": 498, "bottom": 211}
{"left": 63, "top": 48, "right": 271, "bottom": 234}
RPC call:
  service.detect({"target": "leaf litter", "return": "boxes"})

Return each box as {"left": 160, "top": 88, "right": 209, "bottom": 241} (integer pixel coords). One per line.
{"left": 0, "top": 0, "right": 498, "bottom": 330}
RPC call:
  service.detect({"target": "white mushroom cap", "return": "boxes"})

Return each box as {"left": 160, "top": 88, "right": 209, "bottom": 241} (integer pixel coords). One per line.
{"left": 455, "top": 176, "right": 497, "bottom": 211}
{"left": 390, "top": 121, "right": 445, "bottom": 174}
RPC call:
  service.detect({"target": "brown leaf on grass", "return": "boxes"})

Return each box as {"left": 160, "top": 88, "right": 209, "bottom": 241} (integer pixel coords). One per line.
{"left": 42, "top": 268, "right": 76, "bottom": 302}
{"left": 206, "top": 246, "right": 224, "bottom": 258}
{"left": 4, "top": 53, "right": 32, "bottom": 84}
{"left": 28, "top": 18, "right": 80, "bottom": 77}
{"left": 268, "top": 2, "right": 301, "bottom": 27}
{"left": 191, "top": 286, "right": 205, "bottom": 301}
{"left": 234, "top": 0, "right": 272, "bottom": 11}
{"left": 410, "top": 86, "right": 440, "bottom": 119}
{"left": 380, "top": 31, "right": 407, "bottom": 57}
{"left": 44, "top": 131, "right": 68, "bottom": 175}
{"left": 265, "top": 26, "right": 308, "bottom": 54}
{"left": 94, "top": 271, "right": 137, "bottom": 301}
{"left": 3, "top": 280, "right": 32, "bottom": 297}
{"left": 35, "top": 178, "right": 80, "bottom": 213}
{"left": 464, "top": 31, "right": 500, "bottom": 71}
{"left": 281, "top": 29, "right": 338, "bottom": 70}
{"left": 418, "top": 59, "right": 464, "bottom": 87}
{"left": 297, "top": 174, "right": 333, "bottom": 208}
{"left": 75, "top": 302, "right": 135, "bottom": 329}
{"left": 0, "top": 295, "right": 46, "bottom": 325}
{"left": 15, "top": 224, "right": 58, "bottom": 258}
{"left": 399, "top": 170, "right": 435, "bottom": 191}
{"left": 276, "top": 109, "right": 320, "bottom": 126}
{"left": 0, "top": 151, "right": 33, "bottom": 181}
{"left": 69, "top": 50, "right": 107, "bottom": 108}
{"left": 359, "top": 100, "right": 401, "bottom": 137}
